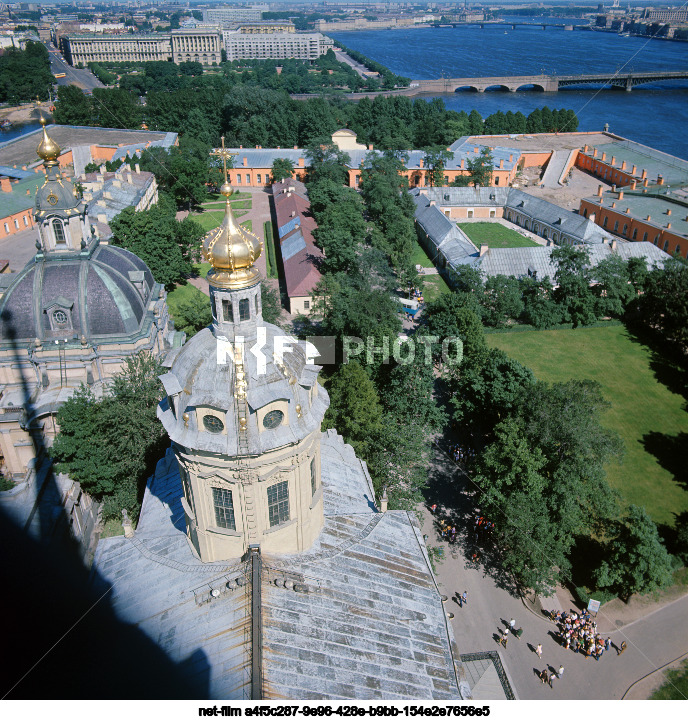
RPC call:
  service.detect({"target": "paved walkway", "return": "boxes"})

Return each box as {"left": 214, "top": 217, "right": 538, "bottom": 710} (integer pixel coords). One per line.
{"left": 423, "top": 442, "right": 688, "bottom": 700}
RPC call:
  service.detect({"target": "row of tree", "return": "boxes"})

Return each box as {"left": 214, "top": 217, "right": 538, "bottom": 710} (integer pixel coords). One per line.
{"left": 434, "top": 247, "right": 688, "bottom": 348}
{"left": 53, "top": 80, "right": 578, "bottom": 155}
{"left": 418, "top": 284, "right": 676, "bottom": 598}
{"left": 0, "top": 41, "right": 54, "bottom": 104}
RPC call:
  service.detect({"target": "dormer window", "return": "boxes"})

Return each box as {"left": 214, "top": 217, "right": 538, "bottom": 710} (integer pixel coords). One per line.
{"left": 53, "top": 219, "right": 66, "bottom": 246}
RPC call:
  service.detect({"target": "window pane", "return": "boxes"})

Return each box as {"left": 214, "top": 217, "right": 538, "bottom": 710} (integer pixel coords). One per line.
{"left": 53, "top": 219, "right": 66, "bottom": 244}
{"left": 239, "top": 298, "right": 250, "bottom": 321}
{"left": 267, "top": 480, "right": 289, "bottom": 527}
{"left": 212, "top": 487, "right": 236, "bottom": 530}
{"left": 310, "top": 458, "right": 316, "bottom": 497}
{"left": 222, "top": 298, "right": 232, "bottom": 323}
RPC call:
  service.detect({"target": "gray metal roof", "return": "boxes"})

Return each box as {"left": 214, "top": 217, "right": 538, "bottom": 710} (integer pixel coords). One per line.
{"left": 478, "top": 241, "right": 670, "bottom": 281}
{"left": 281, "top": 230, "right": 307, "bottom": 262}
{"left": 92, "top": 434, "right": 468, "bottom": 700}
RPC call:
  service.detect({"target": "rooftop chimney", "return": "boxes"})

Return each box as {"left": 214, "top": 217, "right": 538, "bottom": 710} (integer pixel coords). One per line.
{"left": 242, "top": 157, "right": 247, "bottom": 167}
{"left": 597, "top": 185, "right": 604, "bottom": 197}
{"left": 625, "top": 208, "right": 630, "bottom": 214}
{"left": 618, "top": 190, "right": 623, "bottom": 200}
{"left": 611, "top": 202, "right": 616, "bottom": 208}
{"left": 298, "top": 158, "right": 304, "bottom": 168}
{"left": 601, "top": 152, "right": 606, "bottom": 161}
{"left": 667, "top": 209, "right": 672, "bottom": 216}
{"left": 657, "top": 175, "right": 664, "bottom": 185}
{"left": 641, "top": 169, "right": 647, "bottom": 179}
{"left": 621, "top": 160, "right": 627, "bottom": 170}
{"left": 593, "top": 148, "right": 598, "bottom": 157}
{"left": 583, "top": 144, "right": 589, "bottom": 152}
{"left": 611, "top": 239, "right": 617, "bottom": 250}
{"left": 667, "top": 223, "right": 671, "bottom": 229}
{"left": 479, "top": 243, "right": 488, "bottom": 256}
{"left": 643, "top": 178, "right": 649, "bottom": 187}
{"left": 499, "top": 158, "right": 504, "bottom": 169}
{"left": 631, "top": 180, "right": 637, "bottom": 190}
{"left": 0, "top": 177, "right": 11, "bottom": 193}
{"left": 135, "top": 163, "right": 140, "bottom": 174}
{"left": 419, "top": 158, "right": 424, "bottom": 168}
{"left": 368, "top": 144, "right": 373, "bottom": 150}
{"left": 509, "top": 153, "right": 513, "bottom": 162}
{"left": 646, "top": 215, "right": 651, "bottom": 221}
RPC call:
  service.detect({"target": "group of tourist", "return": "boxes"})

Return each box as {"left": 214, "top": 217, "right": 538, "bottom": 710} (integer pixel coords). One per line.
{"left": 473, "top": 515, "right": 495, "bottom": 542}
{"left": 552, "top": 609, "right": 611, "bottom": 660}
{"left": 450, "top": 443, "right": 475, "bottom": 465}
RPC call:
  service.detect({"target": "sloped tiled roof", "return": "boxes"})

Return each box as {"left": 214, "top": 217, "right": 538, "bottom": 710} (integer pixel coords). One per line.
{"left": 92, "top": 432, "right": 469, "bottom": 700}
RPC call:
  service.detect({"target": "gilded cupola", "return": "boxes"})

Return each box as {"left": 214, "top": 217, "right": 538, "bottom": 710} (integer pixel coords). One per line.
{"left": 202, "top": 137, "right": 263, "bottom": 291}
{"left": 36, "top": 116, "right": 61, "bottom": 165}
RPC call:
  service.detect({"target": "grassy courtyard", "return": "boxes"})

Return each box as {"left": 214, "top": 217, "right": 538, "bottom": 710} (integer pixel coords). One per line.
{"left": 458, "top": 222, "right": 539, "bottom": 249}
{"left": 487, "top": 325, "right": 688, "bottom": 528}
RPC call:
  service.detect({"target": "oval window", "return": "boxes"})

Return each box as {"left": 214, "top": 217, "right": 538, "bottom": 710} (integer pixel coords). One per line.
{"left": 203, "top": 415, "right": 224, "bottom": 433}
{"left": 53, "top": 310, "right": 68, "bottom": 326}
{"left": 263, "top": 409, "right": 284, "bottom": 430}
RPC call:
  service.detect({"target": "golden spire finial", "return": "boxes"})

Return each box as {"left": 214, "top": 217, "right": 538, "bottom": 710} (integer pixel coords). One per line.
{"left": 36, "top": 114, "right": 61, "bottom": 165}
{"left": 203, "top": 139, "right": 262, "bottom": 290}
{"left": 212, "top": 136, "right": 238, "bottom": 198}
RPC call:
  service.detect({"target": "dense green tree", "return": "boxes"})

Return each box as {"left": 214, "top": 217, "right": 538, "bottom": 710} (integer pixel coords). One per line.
{"left": 468, "top": 109, "right": 484, "bottom": 135}
{"left": 476, "top": 418, "right": 571, "bottom": 593}
{"left": 0, "top": 42, "right": 53, "bottom": 103}
{"left": 51, "top": 353, "right": 168, "bottom": 519}
{"left": 551, "top": 245, "right": 596, "bottom": 327}
{"left": 261, "top": 281, "right": 282, "bottom": 325}
{"left": 450, "top": 348, "right": 535, "bottom": 433}
{"left": 520, "top": 276, "right": 562, "bottom": 328}
{"left": 592, "top": 255, "right": 634, "bottom": 318}
{"left": 305, "top": 141, "right": 350, "bottom": 186}
{"left": 91, "top": 87, "right": 142, "bottom": 129}
{"left": 109, "top": 203, "right": 191, "bottom": 288}
{"left": 420, "top": 293, "right": 487, "bottom": 364}
{"left": 322, "top": 361, "right": 384, "bottom": 459}
{"left": 594, "top": 505, "right": 674, "bottom": 599}
{"left": 468, "top": 148, "right": 494, "bottom": 187}
{"left": 424, "top": 148, "right": 452, "bottom": 187}
{"left": 636, "top": 256, "right": 688, "bottom": 347}
{"left": 170, "top": 290, "right": 212, "bottom": 336}
{"left": 481, "top": 274, "right": 524, "bottom": 328}
{"left": 271, "top": 157, "right": 295, "bottom": 183}
{"left": 53, "top": 85, "right": 93, "bottom": 126}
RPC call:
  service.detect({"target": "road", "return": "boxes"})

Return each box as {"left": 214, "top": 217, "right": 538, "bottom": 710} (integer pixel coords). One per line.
{"left": 424, "top": 444, "right": 688, "bottom": 700}
{"left": 44, "top": 41, "right": 104, "bottom": 94}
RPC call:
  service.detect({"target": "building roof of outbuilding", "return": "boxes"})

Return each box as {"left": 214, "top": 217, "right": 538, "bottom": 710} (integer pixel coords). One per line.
{"left": 92, "top": 432, "right": 468, "bottom": 700}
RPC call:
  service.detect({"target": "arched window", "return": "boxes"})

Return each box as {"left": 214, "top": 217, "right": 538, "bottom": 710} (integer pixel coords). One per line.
{"left": 239, "top": 298, "right": 250, "bottom": 321}
{"left": 52, "top": 219, "right": 66, "bottom": 245}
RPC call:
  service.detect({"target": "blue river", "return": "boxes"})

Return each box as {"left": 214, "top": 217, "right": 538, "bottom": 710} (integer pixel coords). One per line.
{"left": 329, "top": 24, "right": 688, "bottom": 159}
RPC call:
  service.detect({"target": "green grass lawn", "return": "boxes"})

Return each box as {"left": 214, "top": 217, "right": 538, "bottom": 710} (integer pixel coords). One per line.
{"left": 202, "top": 192, "right": 251, "bottom": 205}
{"left": 411, "top": 239, "right": 434, "bottom": 268}
{"left": 166, "top": 280, "right": 207, "bottom": 312}
{"left": 651, "top": 658, "right": 688, "bottom": 699}
{"left": 189, "top": 210, "right": 249, "bottom": 232}
{"left": 487, "top": 326, "right": 688, "bottom": 527}
{"left": 421, "top": 274, "right": 451, "bottom": 303}
{"left": 458, "top": 222, "right": 539, "bottom": 249}
{"left": 264, "top": 220, "right": 279, "bottom": 278}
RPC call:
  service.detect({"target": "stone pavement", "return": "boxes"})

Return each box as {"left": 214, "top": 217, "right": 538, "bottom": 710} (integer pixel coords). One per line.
{"left": 0, "top": 226, "right": 40, "bottom": 272}
{"left": 422, "top": 442, "right": 688, "bottom": 700}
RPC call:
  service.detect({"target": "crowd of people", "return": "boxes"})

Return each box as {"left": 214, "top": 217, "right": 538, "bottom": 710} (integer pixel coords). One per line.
{"left": 552, "top": 609, "right": 612, "bottom": 660}
{"left": 473, "top": 514, "right": 495, "bottom": 543}
{"left": 450, "top": 443, "right": 475, "bottom": 465}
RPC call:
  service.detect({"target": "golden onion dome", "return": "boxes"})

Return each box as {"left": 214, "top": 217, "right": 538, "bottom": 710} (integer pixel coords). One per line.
{"left": 36, "top": 117, "right": 61, "bottom": 164}
{"left": 202, "top": 183, "right": 263, "bottom": 290}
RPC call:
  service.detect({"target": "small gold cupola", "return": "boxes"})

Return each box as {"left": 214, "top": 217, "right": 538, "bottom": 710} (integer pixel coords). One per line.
{"left": 202, "top": 137, "right": 263, "bottom": 290}
{"left": 36, "top": 116, "right": 61, "bottom": 166}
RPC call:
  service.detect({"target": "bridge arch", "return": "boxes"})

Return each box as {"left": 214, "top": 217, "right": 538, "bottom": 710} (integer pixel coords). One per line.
{"left": 453, "top": 85, "right": 480, "bottom": 93}
{"left": 515, "top": 83, "right": 545, "bottom": 92}
{"left": 483, "top": 84, "right": 512, "bottom": 92}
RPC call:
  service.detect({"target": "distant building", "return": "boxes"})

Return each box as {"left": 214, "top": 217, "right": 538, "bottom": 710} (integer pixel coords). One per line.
{"left": 0, "top": 168, "right": 44, "bottom": 242}
{"left": 223, "top": 30, "right": 333, "bottom": 61}
{"left": 217, "top": 134, "right": 520, "bottom": 189}
{"left": 204, "top": 5, "right": 268, "bottom": 24}
{"left": 63, "top": 29, "right": 223, "bottom": 67}
{"left": 271, "top": 179, "right": 322, "bottom": 316}
{"left": 580, "top": 186, "right": 687, "bottom": 258}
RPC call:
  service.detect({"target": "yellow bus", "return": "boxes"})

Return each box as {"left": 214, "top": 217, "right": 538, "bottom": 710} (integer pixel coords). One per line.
{"left": 54, "top": 72, "right": 66, "bottom": 79}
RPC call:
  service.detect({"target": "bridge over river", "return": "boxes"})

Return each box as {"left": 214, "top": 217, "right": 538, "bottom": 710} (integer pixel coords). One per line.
{"left": 414, "top": 71, "right": 688, "bottom": 94}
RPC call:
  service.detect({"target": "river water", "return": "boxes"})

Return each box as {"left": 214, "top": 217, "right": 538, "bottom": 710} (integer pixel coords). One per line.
{"left": 329, "top": 24, "right": 688, "bottom": 159}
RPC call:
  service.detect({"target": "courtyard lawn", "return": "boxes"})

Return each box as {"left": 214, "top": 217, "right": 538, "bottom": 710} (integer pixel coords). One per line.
{"left": 189, "top": 209, "right": 249, "bottom": 232}
{"left": 421, "top": 274, "right": 451, "bottom": 303}
{"left": 458, "top": 222, "right": 539, "bottom": 249}
{"left": 487, "top": 325, "right": 688, "bottom": 527}
{"left": 411, "top": 239, "right": 434, "bottom": 269}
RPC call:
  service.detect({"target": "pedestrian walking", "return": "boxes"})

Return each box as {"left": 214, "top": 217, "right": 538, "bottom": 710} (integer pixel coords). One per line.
{"left": 539, "top": 669, "right": 548, "bottom": 684}
{"left": 536, "top": 643, "right": 543, "bottom": 658}
{"left": 549, "top": 672, "right": 557, "bottom": 688}
{"left": 618, "top": 641, "right": 627, "bottom": 655}
{"left": 605, "top": 637, "right": 611, "bottom": 651}
{"left": 509, "top": 618, "right": 516, "bottom": 630}
{"left": 501, "top": 629, "right": 509, "bottom": 647}
{"left": 557, "top": 665, "right": 564, "bottom": 678}
{"left": 461, "top": 591, "right": 468, "bottom": 606}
